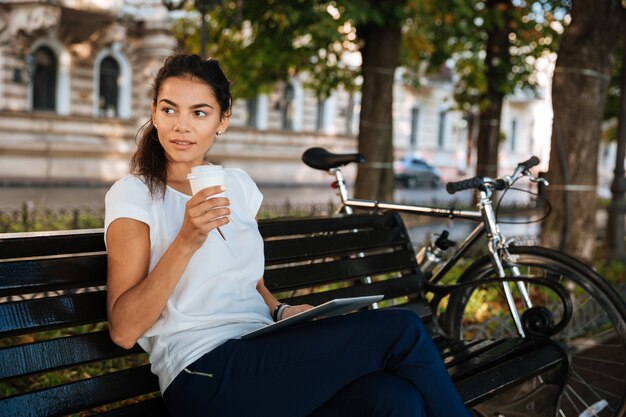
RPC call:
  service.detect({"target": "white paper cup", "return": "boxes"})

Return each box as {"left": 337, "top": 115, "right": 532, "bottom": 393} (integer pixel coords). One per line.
{"left": 187, "top": 165, "right": 226, "bottom": 197}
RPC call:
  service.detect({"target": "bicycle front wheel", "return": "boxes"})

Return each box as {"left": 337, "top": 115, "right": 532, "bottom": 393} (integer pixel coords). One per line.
{"left": 442, "top": 246, "right": 626, "bottom": 417}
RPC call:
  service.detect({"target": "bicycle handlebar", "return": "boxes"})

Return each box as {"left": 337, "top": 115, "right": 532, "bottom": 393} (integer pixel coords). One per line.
{"left": 446, "top": 156, "right": 540, "bottom": 195}
{"left": 445, "top": 177, "right": 485, "bottom": 194}
{"left": 520, "top": 156, "right": 540, "bottom": 170}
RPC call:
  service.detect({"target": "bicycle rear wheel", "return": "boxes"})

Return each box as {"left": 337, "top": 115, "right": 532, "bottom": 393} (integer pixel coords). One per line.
{"left": 442, "top": 246, "right": 626, "bottom": 417}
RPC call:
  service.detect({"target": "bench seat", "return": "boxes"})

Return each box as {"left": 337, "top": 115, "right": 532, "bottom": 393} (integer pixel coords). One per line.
{"left": 0, "top": 212, "right": 568, "bottom": 416}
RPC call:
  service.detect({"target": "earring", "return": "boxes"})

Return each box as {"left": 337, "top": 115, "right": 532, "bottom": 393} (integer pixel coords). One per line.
{"left": 216, "top": 131, "right": 222, "bottom": 136}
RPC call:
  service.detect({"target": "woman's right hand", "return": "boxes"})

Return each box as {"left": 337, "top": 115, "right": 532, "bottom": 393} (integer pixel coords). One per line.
{"left": 179, "top": 185, "right": 231, "bottom": 251}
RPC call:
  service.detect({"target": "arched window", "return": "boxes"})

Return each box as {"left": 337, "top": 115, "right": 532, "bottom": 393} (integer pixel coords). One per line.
{"left": 32, "top": 47, "right": 57, "bottom": 111}
{"left": 98, "top": 56, "right": 120, "bottom": 117}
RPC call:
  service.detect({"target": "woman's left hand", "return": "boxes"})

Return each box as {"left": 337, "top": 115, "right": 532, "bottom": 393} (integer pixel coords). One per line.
{"left": 281, "top": 304, "right": 314, "bottom": 320}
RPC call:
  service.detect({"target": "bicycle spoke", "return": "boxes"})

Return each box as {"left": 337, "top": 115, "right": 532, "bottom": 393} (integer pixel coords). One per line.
{"left": 572, "top": 355, "right": 625, "bottom": 367}
{"left": 570, "top": 365, "right": 624, "bottom": 383}
{"left": 562, "top": 387, "right": 583, "bottom": 415}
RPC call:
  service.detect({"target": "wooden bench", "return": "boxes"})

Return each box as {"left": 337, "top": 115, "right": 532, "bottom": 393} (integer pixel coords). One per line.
{"left": 0, "top": 211, "right": 569, "bottom": 416}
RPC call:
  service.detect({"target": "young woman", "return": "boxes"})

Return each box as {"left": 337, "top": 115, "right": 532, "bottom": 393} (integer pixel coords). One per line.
{"left": 105, "top": 53, "right": 471, "bottom": 417}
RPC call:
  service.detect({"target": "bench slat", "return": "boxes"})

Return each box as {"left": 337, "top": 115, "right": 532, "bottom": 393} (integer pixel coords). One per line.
{"left": 0, "top": 291, "right": 106, "bottom": 336}
{"left": 96, "top": 397, "right": 169, "bottom": 417}
{"left": 0, "top": 255, "right": 107, "bottom": 297}
{"left": 0, "top": 365, "right": 160, "bottom": 417}
{"left": 442, "top": 339, "right": 508, "bottom": 367}
{"left": 264, "top": 227, "right": 410, "bottom": 264}
{"left": 258, "top": 213, "right": 400, "bottom": 238}
{"left": 455, "top": 343, "right": 566, "bottom": 406}
{"left": 277, "top": 274, "right": 423, "bottom": 307}
{"left": 265, "top": 250, "right": 419, "bottom": 291}
{"left": 448, "top": 338, "right": 540, "bottom": 380}
{"left": 0, "top": 230, "right": 105, "bottom": 259}
{"left": 0, "top": 330, "right": 144, "bottom": 379}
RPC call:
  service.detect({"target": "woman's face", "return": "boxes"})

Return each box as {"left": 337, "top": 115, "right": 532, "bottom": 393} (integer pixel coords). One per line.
{"left": 152, "top": 76, "right": 228, "bottom": 168}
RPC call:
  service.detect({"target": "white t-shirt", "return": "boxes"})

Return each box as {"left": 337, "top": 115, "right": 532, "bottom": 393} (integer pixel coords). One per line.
{"left": 104, "top": 169, "right": 273, "bottom": 392}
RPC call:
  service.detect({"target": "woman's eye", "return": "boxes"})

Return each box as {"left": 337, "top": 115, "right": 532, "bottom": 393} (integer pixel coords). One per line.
{"left": 195, "top": 110, "right": 207, "bottom": 118}
{"left": 162, "top": 108, "right": 175, "bottom": 115}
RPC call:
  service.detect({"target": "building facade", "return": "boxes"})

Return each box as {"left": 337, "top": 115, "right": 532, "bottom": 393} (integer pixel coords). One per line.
{"left": 0, "top": 0, "right": 549, "bottom": 190}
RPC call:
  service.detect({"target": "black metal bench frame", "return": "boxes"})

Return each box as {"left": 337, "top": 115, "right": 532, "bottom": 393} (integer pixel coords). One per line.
{"left": 0, "top": 212, "right": 568, "bottom": 416}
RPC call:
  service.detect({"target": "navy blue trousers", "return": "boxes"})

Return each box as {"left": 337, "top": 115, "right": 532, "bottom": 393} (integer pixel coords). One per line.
{"left": 163, "top": 309, "right": 471, "bottom": 417}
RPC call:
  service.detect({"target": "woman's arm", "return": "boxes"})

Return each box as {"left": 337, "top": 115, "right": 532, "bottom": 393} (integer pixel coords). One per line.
{"left": 256, "top": 278, "right": 313, "bottom": 320}
{"left": 107, "top": 186, "right": 230, "bottom": 349}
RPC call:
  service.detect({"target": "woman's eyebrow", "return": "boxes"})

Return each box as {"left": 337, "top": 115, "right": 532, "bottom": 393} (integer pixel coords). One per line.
{"left": 190, "top": 103, "right": 214, "bottom": 110}
{"left": 159, "top": 98, "right": 178, "bottom": 107}
{"left": 159, "top": 98, "right": 214, "bottom": 110}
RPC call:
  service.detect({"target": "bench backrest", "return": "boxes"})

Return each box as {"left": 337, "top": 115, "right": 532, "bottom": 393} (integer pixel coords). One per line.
{"left": 260, "top": 212, "right": 426, "bottom": 310}
{"left": 0, "top": 212, "right": 426, "bottom": 416}
{"left": 0, "top": 229, "right": 167, "bottom": 416}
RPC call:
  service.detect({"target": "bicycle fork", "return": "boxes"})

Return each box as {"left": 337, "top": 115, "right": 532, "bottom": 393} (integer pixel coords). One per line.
{"left": 478, "top": 190, "right": 533, "bottom": 337}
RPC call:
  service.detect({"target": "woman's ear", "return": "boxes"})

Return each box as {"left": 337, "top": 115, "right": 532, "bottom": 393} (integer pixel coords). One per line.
{"left": 218, "top": 116, "right": 230, "bottom": 135}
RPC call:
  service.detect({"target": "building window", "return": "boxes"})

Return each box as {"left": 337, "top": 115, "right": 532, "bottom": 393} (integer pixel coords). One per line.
{"left": 410, "top": 107, "right": 420, "bottom": 148}
{"left": 98, "top": 56, "right": 120, "bottom": 117}
{"left": 32, "top": 46, "right": 57, "bottom": 111}
{"left": 247, "top": 97, "right": 258, "bottom": 128}
{"left": 282, "top": 83, "right": 295, "bottom": 130}
{"left": 316, "top": 98, "right": 326, "bottom": 132}
{"left": 510, "top": 118, "right": 518, "bottom": 151}
{"left": 437, "top": 110, "right": 448, "bottom": 149}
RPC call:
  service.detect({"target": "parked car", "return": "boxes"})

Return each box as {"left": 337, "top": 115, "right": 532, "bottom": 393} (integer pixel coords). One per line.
{"left": 394, "top": 156, "right": 441, "bottom": 188}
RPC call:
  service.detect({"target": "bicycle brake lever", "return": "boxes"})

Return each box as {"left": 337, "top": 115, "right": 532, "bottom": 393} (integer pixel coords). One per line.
{"left": 529, "top": 176, "right": 549, "bottom": 186}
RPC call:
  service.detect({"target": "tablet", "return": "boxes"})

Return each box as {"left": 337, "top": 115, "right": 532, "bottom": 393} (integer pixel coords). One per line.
{"left": 241, "top": 294, "right": 384, "bottom": 339}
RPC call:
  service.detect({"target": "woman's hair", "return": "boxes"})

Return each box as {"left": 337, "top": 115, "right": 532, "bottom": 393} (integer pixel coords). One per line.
{"left": 130, "top": 53, "right": 232, "bottom": 198}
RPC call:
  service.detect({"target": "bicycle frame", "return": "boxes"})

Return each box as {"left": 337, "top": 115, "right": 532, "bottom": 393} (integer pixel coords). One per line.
{"left": 330, "top": 167, "right": 533, "bottom": 336}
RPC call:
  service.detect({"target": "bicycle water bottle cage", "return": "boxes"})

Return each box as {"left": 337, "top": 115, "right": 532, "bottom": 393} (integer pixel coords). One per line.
{"left": 434, "top": 230, "right": 456, "bottom": 251}
{"left": 302, "top": 147, "right": 365, "bottom": 171}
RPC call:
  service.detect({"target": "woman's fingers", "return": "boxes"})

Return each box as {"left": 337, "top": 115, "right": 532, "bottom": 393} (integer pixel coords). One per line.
{"left": 182, "top": 185, "right": 232, "bottom": 235}
{"left": 192, "top": 208, "right": 230, "bottom": 231}
{"left": 281, "top": 304, "right": 315, "bottom": 319}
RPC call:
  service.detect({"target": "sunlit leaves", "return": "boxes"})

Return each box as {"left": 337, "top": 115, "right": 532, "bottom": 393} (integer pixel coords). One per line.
{"left": 169, "top": 0, "right": 569, "bottom": 108}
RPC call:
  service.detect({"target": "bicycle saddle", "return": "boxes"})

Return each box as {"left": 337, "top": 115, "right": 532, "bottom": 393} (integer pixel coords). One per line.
{"left": 302, "top": 147, "right": 365, "bottom": 170}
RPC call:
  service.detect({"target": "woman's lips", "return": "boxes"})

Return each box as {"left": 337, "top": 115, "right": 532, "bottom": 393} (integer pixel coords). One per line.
{"left": 170, "top": 139, "right": 195, "bottom": 150}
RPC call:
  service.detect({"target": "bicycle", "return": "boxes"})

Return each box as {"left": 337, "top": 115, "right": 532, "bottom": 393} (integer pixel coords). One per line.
{"left": 302, "top": 147, "right": 626, "bottom": 417}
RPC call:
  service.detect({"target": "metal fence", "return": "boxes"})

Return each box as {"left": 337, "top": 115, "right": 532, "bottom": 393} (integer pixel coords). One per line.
{"left": 0, "top": 203, "right": 105, "bottom": 233}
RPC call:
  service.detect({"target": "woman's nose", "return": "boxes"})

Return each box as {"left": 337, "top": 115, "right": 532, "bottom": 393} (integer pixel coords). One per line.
{"left": 174, "top": 114, "right": 190, "bottom": 131}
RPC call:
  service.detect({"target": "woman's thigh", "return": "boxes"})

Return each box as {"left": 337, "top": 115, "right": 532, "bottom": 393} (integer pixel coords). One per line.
{"left": 164, "top": 309, "right": 447, "bottom": 417}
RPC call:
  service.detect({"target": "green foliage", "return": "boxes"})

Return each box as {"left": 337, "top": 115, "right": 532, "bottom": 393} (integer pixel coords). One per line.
{"left": 0, "top": 206, "right": 104, "bottom": 233}
{"left": 596, "top": 259, "right": 626, "bottom": 286}
{"left": 173, "top": 0, "right": 360, "bottom": 99}
{"left": 407, "top": 0, "right": 569, "bottom": 111}
{"left": 170, "top": 0, "right": 569, "bottom": 115}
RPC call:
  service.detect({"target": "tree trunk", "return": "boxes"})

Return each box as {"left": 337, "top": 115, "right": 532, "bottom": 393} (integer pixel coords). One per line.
{"left": 606, "top": 30, "right": 626, "bottom": 262}
{"left": 541, "top": 0, "right": 624, "bottom": 262}
{"left": 476, "top": 0, "right": 512, "bottom": 179}
{"left": 354, "top": 24, "right": 402, "bottom": 200}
